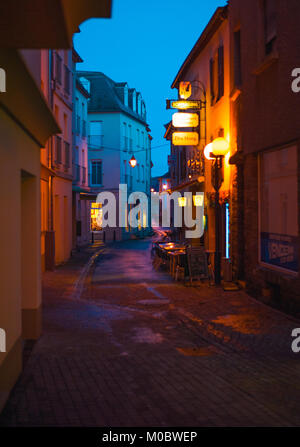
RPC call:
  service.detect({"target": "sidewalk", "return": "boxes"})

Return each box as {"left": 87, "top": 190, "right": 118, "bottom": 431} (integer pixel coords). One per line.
{"left": 1, "top": 239, "right": 300, "bottom": 427}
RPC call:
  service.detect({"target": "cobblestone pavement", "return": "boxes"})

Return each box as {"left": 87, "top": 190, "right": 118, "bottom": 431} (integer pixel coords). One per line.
{"left": 1, "top": 237, "right": 300, "bottom": 427}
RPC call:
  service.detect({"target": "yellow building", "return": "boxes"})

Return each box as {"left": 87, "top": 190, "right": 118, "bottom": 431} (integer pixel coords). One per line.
{"left": 0, "top": 0, "right": 112, "bottom": 413}
{"left": 169, "top": 6, "right": 236, "bottom": 278}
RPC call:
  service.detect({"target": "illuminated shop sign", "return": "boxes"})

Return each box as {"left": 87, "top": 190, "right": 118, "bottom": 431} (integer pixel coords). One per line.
{"left": 172, "top": 132, "right": 199, "bottom": 146}
{"left": 172, "top": 112, "right": 199, "bottom": 128}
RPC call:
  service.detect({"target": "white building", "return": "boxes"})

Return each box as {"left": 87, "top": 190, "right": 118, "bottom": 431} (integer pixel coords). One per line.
{"left": 77, "top": 71, "right": 152, "bottom": 241}
{"left": 72, "top": 63, "right": 93, "bottom": 249}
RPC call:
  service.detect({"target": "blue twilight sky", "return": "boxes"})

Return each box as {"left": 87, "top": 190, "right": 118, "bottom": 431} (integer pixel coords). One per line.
{"left": 74, "top": 0, "right": 227, "bottom": 177}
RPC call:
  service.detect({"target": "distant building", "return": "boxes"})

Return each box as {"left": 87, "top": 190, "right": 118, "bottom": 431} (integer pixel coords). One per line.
{"left": 151, "top": 172, "right": 171, "bottom": 228}
{"left": 50, "top": 49, "right": 74, "bottom": 265}
{"left": 72, "top": 59, "right": 93, "bottom": 249}
{"left": 77, "top": 71, "right": 152, "bottom": 241}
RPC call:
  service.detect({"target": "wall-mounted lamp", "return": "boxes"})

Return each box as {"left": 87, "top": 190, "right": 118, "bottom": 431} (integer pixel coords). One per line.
{"left": 129, "top": 155, "right": 137, "bottom": 168}
{"left": 178, "top": 197, "right": 187, "bottom": 207}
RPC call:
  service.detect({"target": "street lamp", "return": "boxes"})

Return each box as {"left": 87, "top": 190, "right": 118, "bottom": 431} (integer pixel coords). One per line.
{"left": 129, "top": 155, "right": 137, "bottom": 168}
{"left": 204, "top": 137, "right": 229, "bottom": 285}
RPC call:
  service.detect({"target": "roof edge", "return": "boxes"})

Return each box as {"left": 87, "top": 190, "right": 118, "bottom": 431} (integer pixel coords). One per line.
{"left": 171, "top": 6, "right": 228, "bottom": 89}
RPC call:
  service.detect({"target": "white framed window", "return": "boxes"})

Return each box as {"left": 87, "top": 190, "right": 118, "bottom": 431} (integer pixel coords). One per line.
{"left": 90, "top": 160, "right": 103, "bottom": 186}
{"left": 89, "top": 121, "right": 103, "bottom": 148}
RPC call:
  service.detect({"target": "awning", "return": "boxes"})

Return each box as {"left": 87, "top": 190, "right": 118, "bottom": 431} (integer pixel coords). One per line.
{"left": 0, "top": 0, "right": 112, "bottom": 49}
{"left": 170, "top": 177, "right": 205, "bottom": 193}
{"left": 80, "top": 192, "right": 98, "bottom": 201}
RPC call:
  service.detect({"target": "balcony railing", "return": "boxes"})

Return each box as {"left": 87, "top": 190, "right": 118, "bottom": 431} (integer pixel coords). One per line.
{"left": 88, "top": 135, "right": 103, "bottom": 149}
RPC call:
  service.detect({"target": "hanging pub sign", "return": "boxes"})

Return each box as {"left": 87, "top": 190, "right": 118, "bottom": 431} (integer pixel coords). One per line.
{"left": 172, "top": 112, "right": 199, "bottom": 128}
{"left": 166, "top": 99, "right": 202, "bottom": 110}
{"left": 179, "top": 81, "right": 192, "bottom": 99}
{"left": 172, "top": 132, "right": 199, "bottom": 146}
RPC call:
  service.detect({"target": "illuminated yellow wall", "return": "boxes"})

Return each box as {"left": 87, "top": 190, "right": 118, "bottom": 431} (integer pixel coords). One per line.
{"left": 177, "top": 17, "right": 233, "bottom": 253}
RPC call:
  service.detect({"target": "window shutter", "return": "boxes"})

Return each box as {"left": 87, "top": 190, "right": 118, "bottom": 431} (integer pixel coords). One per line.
{"left": 209, "top": 57, "right": 215, "bottom": 104}
{"left": 218, "top": 45, "right": 224, "bottom": 100}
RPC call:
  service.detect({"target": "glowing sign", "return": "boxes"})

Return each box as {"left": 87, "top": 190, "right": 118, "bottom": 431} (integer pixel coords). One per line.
{"left": 172, "top": 132, "right": 199, "bottom": 146}
{"left": 179, "top": 81, "right": 192, "bottom": 99}
{"left": 172, "top": 112, "right": 199, "bottom": 128}
{"left": 170, "top": 100, "right": 201, "bottom": 110}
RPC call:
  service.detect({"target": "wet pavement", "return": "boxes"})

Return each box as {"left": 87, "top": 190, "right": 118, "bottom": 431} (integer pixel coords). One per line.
{"left": 1, "top": 237, "right": 300, "bottom": 426}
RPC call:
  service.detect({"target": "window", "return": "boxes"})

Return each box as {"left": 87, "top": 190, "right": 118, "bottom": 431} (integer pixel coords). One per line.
{"left": 137, "top": 164, "right": 140, "bottom": 182}
{"left": 128, "top": 125, "right": 132, "bottom": 150}
{"left": 123, "top": 122, "right": 127, "bottom": 150}
{"left": 89, "top": 121, "right": 103, "bottom": 148}
{"left": 264, "top": 0, "right": 277, "bottom": 55}
{"left": 63, "top": 113, "right": 68, "bottom": 138}
{"left": 91, "top": 161, "right": 103, "bottom": 186}
{"left": 56, "top": 136, "right": 62, "bottom": 164}
{"left": 136, "top": 129, "right": 140, "bottom": 147}
{"left": 142, "top": 165, "right": 145, "bottom": 182}
{"left": 55, "top": 53, "right": 62, "bottom": 84}
{"left": 260, "top": 146, "right": 298, "bottom": 273}
{"left": 217, "top": 46, "right": 224, "bottom": 100}
{"left": 210, "top": 45, "right": 224, "bottom": 105}
{"left": 234, "top": 30, "right": 242, "bottom": 87}
{"left": 64, "top": 142, "right": 70, "bottom": 168}
{"left": 64, "top": 65, "right": 70, "bottom": 93}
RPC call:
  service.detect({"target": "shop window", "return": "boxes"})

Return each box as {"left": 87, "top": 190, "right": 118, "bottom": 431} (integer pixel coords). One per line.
{"left": 260, "top": 146, "right": 298, "bottom": 273}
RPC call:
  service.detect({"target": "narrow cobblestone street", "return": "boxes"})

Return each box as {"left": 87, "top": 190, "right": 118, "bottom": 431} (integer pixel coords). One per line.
{"left": 1, "top": 237, "right": 300, "bottom": 427}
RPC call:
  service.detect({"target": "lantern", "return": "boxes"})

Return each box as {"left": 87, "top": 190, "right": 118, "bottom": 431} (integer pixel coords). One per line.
{"left": 193, "top": 194, "right": 204, "bottom": 207}
{"left": 178, "top": 197, "right": 187, "bottom": 207}
{"left": 129, "top": 155, "right": 137, "bottom": 168}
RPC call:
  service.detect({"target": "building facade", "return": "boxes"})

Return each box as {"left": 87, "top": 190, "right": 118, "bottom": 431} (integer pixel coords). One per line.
{"left": 228, "top": 0, "right": 300, "bottom": 309}
{"left": 0, "top": 0, "right": 112, "bottom": 413}
{"left": 72, "top": 62, "right": 93, "bottom": 249}
{"left": 77, "top": 71, "right": 152, "bottom": 241}
{"left": 166, "top": 6, "right": 234, "bottom": 272}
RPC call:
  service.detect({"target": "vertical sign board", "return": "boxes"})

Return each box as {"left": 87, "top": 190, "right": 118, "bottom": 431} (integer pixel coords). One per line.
{"left": 179, "top": 81, "right": 192, "bottom": 99}
{"left": 260, "top": 232, "right": 299, "bottom": 272}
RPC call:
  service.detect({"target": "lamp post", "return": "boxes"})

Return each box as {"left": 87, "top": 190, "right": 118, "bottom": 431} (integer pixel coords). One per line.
{"left": 204, "top": 137, "right": 229, "bottom": 285}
